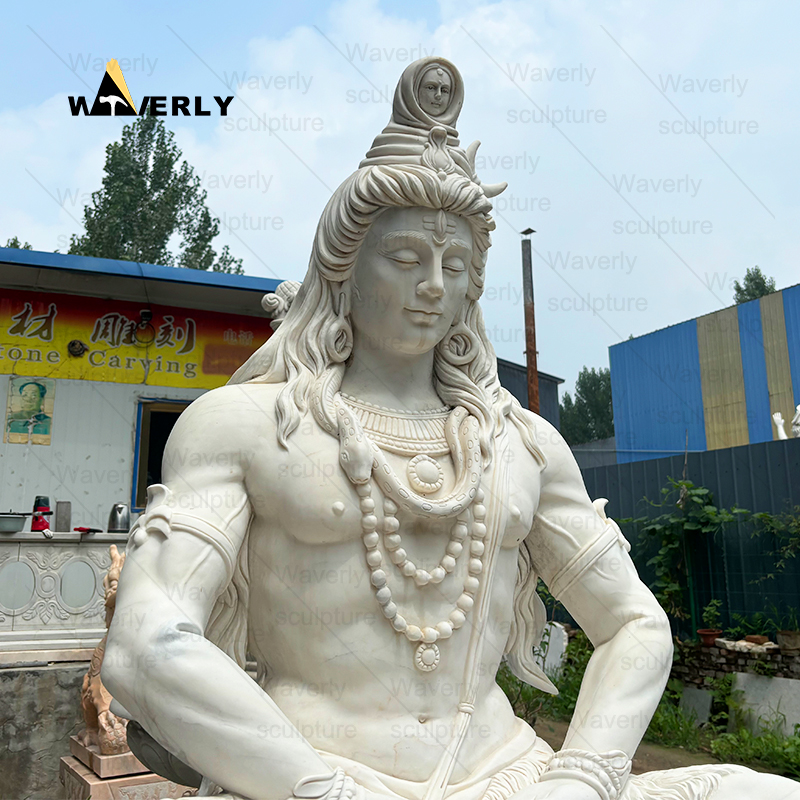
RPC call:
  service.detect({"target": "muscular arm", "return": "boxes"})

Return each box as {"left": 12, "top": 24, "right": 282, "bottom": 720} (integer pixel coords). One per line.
{"left": 102, "top": 387, "right": 332, "bottom": 800}
{"left": 526, "top": 418, "right": 672, "bottom": 759}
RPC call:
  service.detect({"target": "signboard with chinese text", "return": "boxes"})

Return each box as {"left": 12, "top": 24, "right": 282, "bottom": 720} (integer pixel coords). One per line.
{"left": 1, "top": 288, "right": 272, "bottom": 389}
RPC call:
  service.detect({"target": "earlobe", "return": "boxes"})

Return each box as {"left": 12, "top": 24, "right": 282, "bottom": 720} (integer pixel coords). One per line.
{"left": 440, "top": 317, "right": 480, "bottom": 366}
{"left": 335, "top": 287, "right": 350, "bottom": 318}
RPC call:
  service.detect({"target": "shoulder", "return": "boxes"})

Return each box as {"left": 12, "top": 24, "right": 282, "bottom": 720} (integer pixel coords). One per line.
{"left": 505, "top": 401, "right": 575, "bottom": 479}
{"left": 168, "top": 381, "right": 286, "bottom": 453}
{"left": 183, "top": 381, "right": 284, "bottom": 417}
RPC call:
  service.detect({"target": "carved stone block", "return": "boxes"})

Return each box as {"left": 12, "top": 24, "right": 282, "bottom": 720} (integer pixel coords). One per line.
{"left": 70, "top": 735, "right": 149, "bottom": 779}
{"left": 59, "top": 756, "right": 196, "bottom": 800}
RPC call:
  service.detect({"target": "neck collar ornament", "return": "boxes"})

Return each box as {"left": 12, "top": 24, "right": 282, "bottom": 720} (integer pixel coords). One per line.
{"left": 339, "top": 393, "right": 451, "bottom": 457}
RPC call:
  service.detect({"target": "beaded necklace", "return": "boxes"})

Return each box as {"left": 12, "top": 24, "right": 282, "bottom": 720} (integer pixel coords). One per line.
{"left": 334, "top": 395, "right": 487, "bottom": 672}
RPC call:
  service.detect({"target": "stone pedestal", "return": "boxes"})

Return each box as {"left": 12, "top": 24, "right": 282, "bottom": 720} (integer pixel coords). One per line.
{"left": 69, "top": 735, "right": 149, "bottom": 779}
{"left": 60, "top": 753, "right": 196, "bottom": 799}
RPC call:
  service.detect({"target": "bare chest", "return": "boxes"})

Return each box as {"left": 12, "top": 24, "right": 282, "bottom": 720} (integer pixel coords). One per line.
{"left": 245, "top": 424, "right": 541, "bottom": 549}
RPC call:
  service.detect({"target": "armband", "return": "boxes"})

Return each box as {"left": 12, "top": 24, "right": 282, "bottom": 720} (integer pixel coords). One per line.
{"left": 546, "top": 524, "right": 619, "bottom": 600}
{"left": 128, "top": 484, "right": 245, "bottom": 583}
{"left": 545, "top": 500, "right": 630, "bottom": 600}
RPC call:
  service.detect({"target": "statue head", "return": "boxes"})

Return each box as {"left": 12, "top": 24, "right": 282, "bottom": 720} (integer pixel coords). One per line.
{"left": 418, "top": 66, "right": 453, "bottom": 117}
{"left": 350, "top": 206, "right": 474, "bottom": 357}
{"left": 231, "top": 58, "right": 508, "bottom": 458}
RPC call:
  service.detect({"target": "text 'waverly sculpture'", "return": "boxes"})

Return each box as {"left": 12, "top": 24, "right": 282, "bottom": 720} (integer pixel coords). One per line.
{"left": 103, "top": 58, "right": 800, "bottom": 800}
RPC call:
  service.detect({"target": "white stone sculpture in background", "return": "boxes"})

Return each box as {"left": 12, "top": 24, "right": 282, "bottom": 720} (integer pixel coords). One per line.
{"left": 773, "top": 412, "right": 789, "bottom": 440}
{"left": 534, "top": 622, "right": 568, "bottom": 681}
{"left": 103, "top": 58, "right": 800, "bottom": 800}
{"left": 773, "top": 407, "right": 800, "bottom": 440}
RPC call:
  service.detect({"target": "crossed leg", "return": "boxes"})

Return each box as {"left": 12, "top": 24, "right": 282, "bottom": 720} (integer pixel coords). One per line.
{"left": 711, "top": 770, "right": 800, "bottom": 800}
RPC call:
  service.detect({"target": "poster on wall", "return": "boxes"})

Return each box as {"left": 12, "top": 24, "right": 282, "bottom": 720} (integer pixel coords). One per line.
{"left": 3, "top": 376, "right": 56, "bottom": 445}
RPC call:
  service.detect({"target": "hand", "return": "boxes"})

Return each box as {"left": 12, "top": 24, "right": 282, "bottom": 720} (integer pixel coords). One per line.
{"left": 509, "top": 777, "right": 602, "bottom": 800}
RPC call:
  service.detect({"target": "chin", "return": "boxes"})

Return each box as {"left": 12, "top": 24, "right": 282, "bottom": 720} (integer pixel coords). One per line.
{"left": 396, "top": 330, "right": 443, "bottom": 356}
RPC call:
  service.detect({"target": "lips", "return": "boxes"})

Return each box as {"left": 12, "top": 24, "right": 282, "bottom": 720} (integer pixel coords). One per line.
{"left": 404, "top": 307, "right": 442, "bottom": 316}
{"left": 404, "top": 307, "right": 442, "bottom": 326}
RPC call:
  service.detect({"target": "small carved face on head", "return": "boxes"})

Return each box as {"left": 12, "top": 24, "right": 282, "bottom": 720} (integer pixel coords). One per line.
{"left": 418, "top": 67, "right": 453, "bottom": 117}
{"left": 350, "top": 207, "right": 473, "bottom": 356}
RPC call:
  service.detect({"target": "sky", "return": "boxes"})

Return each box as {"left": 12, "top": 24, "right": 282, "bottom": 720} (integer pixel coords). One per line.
{"left": 2, "top": 0, "right": 798, "bottom": 393}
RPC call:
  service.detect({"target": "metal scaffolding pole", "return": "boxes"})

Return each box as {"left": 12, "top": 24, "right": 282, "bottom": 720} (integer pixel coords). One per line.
{"left": 521, "top": 228, "right": 539, "bottom": 413}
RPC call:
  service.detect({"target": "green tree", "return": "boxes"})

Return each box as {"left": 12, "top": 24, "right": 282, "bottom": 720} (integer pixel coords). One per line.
{"left": 559, "top": 366, "right": 614, "bottom": 445}
{"left": 69, "top": 115, "right": 243, "bottom": 274}
{"left": 733, "top": 266, "right": 776, "bottom": 303}
{"left": 5, "top": 237, "right": 32, "bottom": 250}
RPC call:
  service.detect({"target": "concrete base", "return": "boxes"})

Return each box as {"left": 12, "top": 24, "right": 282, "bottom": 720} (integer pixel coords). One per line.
{"left": 733, "top": 671, "right": 800, "bottom": 736}
{"left": 60, "top": 756, "right": 196, "bottom": 799}
{"left": 679, "top": 685, "right": 713, "bottom": 726}
{"left": 0, "top": 662, "right": 86, "bottom": 800}
{"left": 70, "top": 735, "right": 150, "bottom": 779}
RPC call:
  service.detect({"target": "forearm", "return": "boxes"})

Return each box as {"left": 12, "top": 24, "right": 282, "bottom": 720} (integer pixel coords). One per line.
{"left": 564, "top": 613, "right": 672, "bottom": 756}
{"left": 104, "top": 514, "right": 331, "bottom": 800}
{"left": 105, "top": 621, "right": 330, "bottom": 800}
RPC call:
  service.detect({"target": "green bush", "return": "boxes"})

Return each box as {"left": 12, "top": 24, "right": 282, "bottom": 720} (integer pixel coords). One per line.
{"left": 498, "top": 638, "right": 800, "bottom": 777}
{"left": 710, "top": 728, "right": 800, "bottom": 778}
{"left": 643, "top": 679, "right": 701, "bottom": 750}
{"left": 497, "top": 631, "right": 593, "bottom": 725}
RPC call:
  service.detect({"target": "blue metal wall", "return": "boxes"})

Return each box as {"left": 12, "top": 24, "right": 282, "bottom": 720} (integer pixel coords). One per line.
{"left": 611, "top": 286, "right": 800, "bottom": 462}
{"left": 738, "top": 299, "right": 772, "bottom": 443}
{"left": 610, "top": 319, "right": 706, "bottom": 463}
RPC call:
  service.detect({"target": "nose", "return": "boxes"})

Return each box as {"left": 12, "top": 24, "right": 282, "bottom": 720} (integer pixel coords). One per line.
{"left": 417, "top": 258, "right": 445, "bottom": 301}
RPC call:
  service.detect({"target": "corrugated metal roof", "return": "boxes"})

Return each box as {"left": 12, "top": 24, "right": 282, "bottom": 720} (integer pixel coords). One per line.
{"left": 0, "top": 247, "right": 280, "bottom": 293}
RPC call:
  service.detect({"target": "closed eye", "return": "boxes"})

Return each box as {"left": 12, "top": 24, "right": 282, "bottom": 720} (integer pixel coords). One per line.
{"left": 380, "top": 247, "right": 421, "bottom": 267}
{"left": 443, "top": 258, "right": 466, "bottom": 273}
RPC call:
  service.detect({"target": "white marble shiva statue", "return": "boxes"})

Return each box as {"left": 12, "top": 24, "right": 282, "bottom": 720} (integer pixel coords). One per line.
{"left": 103, "top": 57, "right": 800, "bottom": 800}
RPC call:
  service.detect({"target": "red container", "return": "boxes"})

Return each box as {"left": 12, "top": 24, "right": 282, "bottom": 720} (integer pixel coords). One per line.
{"left": 31, "top": 495, "right": 51, "bottom": 531}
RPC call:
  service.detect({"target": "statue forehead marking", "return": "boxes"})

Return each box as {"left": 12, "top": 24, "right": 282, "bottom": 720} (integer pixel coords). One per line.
{"left": 423, "top": 211, "right": 457, "bottom": 246}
